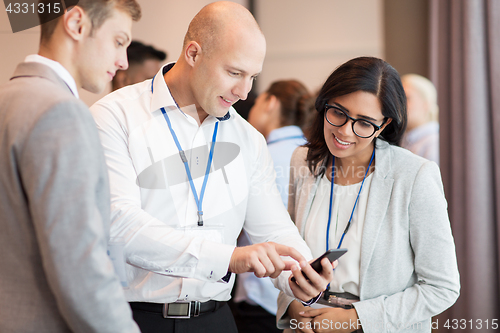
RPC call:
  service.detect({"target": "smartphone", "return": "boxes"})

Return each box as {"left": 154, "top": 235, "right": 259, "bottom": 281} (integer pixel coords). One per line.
{"left": 292, "top": 248, "right": 348, "bottom": 282}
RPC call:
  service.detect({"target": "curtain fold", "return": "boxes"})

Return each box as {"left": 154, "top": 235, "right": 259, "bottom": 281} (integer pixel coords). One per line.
{"left": 430, "top": 0, "right": 500, "bottom": 331}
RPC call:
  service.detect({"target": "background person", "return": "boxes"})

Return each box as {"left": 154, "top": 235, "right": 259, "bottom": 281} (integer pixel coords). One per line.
{"left": 90, "top": 2, "right": 333, "bottom": 333}
{"left": 277, "top": 57, "right": 459, "bottom": 333}
{"left": 232, "top": 79, "right": 314, "bottom": 333}
{"left": 247, "top": 79, "right": 313, "bottom": 204}
{"left": 400, "top": 74, "right": 440, "bottom": 165}
{"left": 0, "top": 1, "right": 142, "bottom": 332}
{"left": 112, "top": 40, "right": 167, "bottom": 91}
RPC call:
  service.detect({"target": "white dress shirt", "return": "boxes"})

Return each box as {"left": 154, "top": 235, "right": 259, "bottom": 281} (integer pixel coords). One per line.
{"left": 25, "top": 54, "right": 79, "bottom": 98}
{"left": 90, "top": 63, "right": 313, "bottom": 303}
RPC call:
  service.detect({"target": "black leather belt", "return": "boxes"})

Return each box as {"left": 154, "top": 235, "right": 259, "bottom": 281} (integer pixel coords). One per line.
{"left": 130, "top": 300, "right": 226, "bottom": 319}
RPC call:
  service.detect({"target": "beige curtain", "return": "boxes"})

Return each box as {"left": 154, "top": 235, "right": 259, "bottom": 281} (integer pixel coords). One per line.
{"left": 430, "top": 0, "right": 500, "bottom": 331}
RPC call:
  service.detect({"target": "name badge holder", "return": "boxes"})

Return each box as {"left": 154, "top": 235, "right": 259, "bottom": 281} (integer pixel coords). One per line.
{"left": 179, "top": 224, "right": 225, "bottom": 244}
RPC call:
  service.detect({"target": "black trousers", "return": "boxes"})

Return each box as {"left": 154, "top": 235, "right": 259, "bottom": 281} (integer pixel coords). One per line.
{"left": 231, "top": 301, "right": 282, "bottom": 333}
{"left": 132, "top": 303, "right": 238, "bottom": 333}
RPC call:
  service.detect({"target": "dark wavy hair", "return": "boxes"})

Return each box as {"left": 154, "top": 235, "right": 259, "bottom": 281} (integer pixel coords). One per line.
{"left": 265, "top": 80, "right": 313, "bottom": 129}
{"left": 306, "top": 56, "right": 407, "bottom": 176}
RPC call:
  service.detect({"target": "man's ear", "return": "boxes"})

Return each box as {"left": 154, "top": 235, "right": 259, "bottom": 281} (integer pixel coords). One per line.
{"left": 63, "top": 6, "right": 89, "bottom": 41}
{"left": 184, "top": 41, "right": 202, "bottom": 67}
{"left": 266, "top": 95, "right": 279, "bottom": 114}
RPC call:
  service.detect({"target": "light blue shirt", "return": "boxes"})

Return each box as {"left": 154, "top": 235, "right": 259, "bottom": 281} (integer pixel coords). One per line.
{"left": 266, "top": 126, "right": 307, "bottom": 206}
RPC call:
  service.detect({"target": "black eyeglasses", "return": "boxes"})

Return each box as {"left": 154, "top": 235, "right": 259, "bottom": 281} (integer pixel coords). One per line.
{"left": 324, "top": 103, "right": 387, "bottom": 138}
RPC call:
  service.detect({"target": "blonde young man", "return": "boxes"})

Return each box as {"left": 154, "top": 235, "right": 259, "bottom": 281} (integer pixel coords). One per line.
{"left": 91, "top": 2, "right": 334, "bottom": 332}
{"left": 0, "top": 1, "right": 141, "bottom": 332}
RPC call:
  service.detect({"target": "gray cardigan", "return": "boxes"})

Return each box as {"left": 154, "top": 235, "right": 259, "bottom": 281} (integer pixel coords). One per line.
{"left": 277, "top": 140, "right": 460, "bottom": 333}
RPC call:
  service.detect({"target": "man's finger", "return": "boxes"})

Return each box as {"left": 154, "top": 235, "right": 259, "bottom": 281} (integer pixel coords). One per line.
{"left": 265, "top": 247, "right": 286, "bottom": 277}
{"left": 282, "top": 260, "right": 300, "bottom": 271}
{"left": 272, "top": 243, "right": 306, "bottom": 263}
{"left": 257, "top": 253, "right": 276, "bottom": 277}
{"left": 251, "top": 260, "right": 267, "bottom": 278}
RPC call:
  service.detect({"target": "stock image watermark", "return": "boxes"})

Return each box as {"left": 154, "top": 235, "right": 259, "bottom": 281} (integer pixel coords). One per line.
{"left": 3, "top": 0, "right": 78, "bottom": 33}
{"left": 290, "top": 318, "right": 499, "bottom": 331}
{"left": 433, "top": 318, "right": 498, "bottom": 330}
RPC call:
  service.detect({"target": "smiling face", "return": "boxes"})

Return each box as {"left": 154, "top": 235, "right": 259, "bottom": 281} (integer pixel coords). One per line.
{"left": 188, "top": 28, "right": 266, "bottom": 118}
{"left": 76, "top": 9, "right": 132, "bottom": 93}
{"left": 324, "top": 90, "right": 391, "bottom": 163}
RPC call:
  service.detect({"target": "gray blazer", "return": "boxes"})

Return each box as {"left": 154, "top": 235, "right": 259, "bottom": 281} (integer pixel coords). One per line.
{"left": 0, "top": 62, "right": 139, "bottom": 333}
{"left": 277, "top": 141, "right": 460, "bottom": 333}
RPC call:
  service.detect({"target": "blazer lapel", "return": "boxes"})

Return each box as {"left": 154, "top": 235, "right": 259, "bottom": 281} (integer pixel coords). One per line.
{"left": 358, "top": 140, "right": 394, "bottom": 293}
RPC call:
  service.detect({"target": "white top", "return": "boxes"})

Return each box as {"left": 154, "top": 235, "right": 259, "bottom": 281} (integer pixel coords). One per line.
{"left": 89, "top": 63, "right": 313, "bottom": 303}
{"left": 25, "top": 54, "right": 79, "bottom": 98}
{"left": 304, "top": 172, "right": 373, "bottom": 296}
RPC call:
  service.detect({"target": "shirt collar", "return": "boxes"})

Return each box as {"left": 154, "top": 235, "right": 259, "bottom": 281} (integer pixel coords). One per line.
{"left": 266, "top": 125, "right": 304, "bottom": 143}
{"left": 150, "top": 62, "right": 231, "bottom": 122}
{"left": 25, "top": 54, "right": 79, "bottom": 98}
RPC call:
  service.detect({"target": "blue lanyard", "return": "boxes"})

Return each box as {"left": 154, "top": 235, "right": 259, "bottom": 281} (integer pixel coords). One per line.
{"left": 267, "top": 135, "right": 305, "bottom": 145}
{"left": 160, "top": 108, "right": 218, "bottom": 226}
{"left": 326, "top": 148, "right": 375, "bottom": 250}
{"left": 152, "top": 76, "right": 218, "bottom": 227}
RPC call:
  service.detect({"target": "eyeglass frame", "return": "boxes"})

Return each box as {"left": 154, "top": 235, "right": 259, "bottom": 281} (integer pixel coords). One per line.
{"left": 324, "top": 103, "right": 388, "bottom": 139}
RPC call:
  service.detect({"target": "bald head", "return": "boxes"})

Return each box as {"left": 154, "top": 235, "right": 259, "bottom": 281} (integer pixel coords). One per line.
{"left": 183, "top": 1, "right": 263, "bottom": 56}
{"left": 167, "top": 1, "right": 266, "bottom": 120}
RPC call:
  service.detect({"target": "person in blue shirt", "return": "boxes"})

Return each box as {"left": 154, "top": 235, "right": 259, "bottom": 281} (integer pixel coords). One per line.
{"left": 248, "top": 80, "right": 314, "bottom": 205}
{"left": 233, "top": 79, "right": 314, "bottom": 333}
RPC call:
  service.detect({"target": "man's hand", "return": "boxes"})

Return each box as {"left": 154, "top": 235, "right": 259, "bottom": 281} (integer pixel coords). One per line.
{"left": 289, "top": 257, "right": 335, "bottom": 301}
{"left": 229, "top": 242, "right": 306, "bottom": 278}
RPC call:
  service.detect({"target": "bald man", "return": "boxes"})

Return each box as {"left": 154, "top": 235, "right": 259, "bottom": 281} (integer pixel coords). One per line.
{"left": 90, "top": 2, "right": 333, "bottom": 332}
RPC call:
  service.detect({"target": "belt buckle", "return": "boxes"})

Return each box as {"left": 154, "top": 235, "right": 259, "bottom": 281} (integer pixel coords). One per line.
{"left": 163, "top": 301, "right": 200, "bottom": 319}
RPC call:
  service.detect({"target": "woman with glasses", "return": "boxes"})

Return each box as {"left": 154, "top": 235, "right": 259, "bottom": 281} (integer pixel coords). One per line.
{"left": 276, "top": 57, "right": 459, "bottom": 333}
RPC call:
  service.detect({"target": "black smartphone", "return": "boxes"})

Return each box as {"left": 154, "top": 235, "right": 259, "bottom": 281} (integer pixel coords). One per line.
{"left": 292, "top": 248, "right": 348, "bottom": 282}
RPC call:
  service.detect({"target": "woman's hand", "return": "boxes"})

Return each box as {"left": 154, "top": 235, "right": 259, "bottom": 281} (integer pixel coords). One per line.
{"left": 289, "top": 257, "right": 335, "bottom": 301}
{"left": 287, "top": 300, "right": 315, "bottom": 333}
{"left": 299, "top": 307, "right": 361, "bottom": 333}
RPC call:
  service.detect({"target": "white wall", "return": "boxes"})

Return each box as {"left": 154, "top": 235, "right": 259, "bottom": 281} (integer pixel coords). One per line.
{"left": 0, "top": 8, "right": 40, "bottom": 82}
{"left": 0, "top": 0, "right": 382, "bottom": 105}
{"left": 256, "top": 0, "right": 384, "bottom": 94}
{"left": 0, "top": 0, "right": 247, "bottom": 106}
